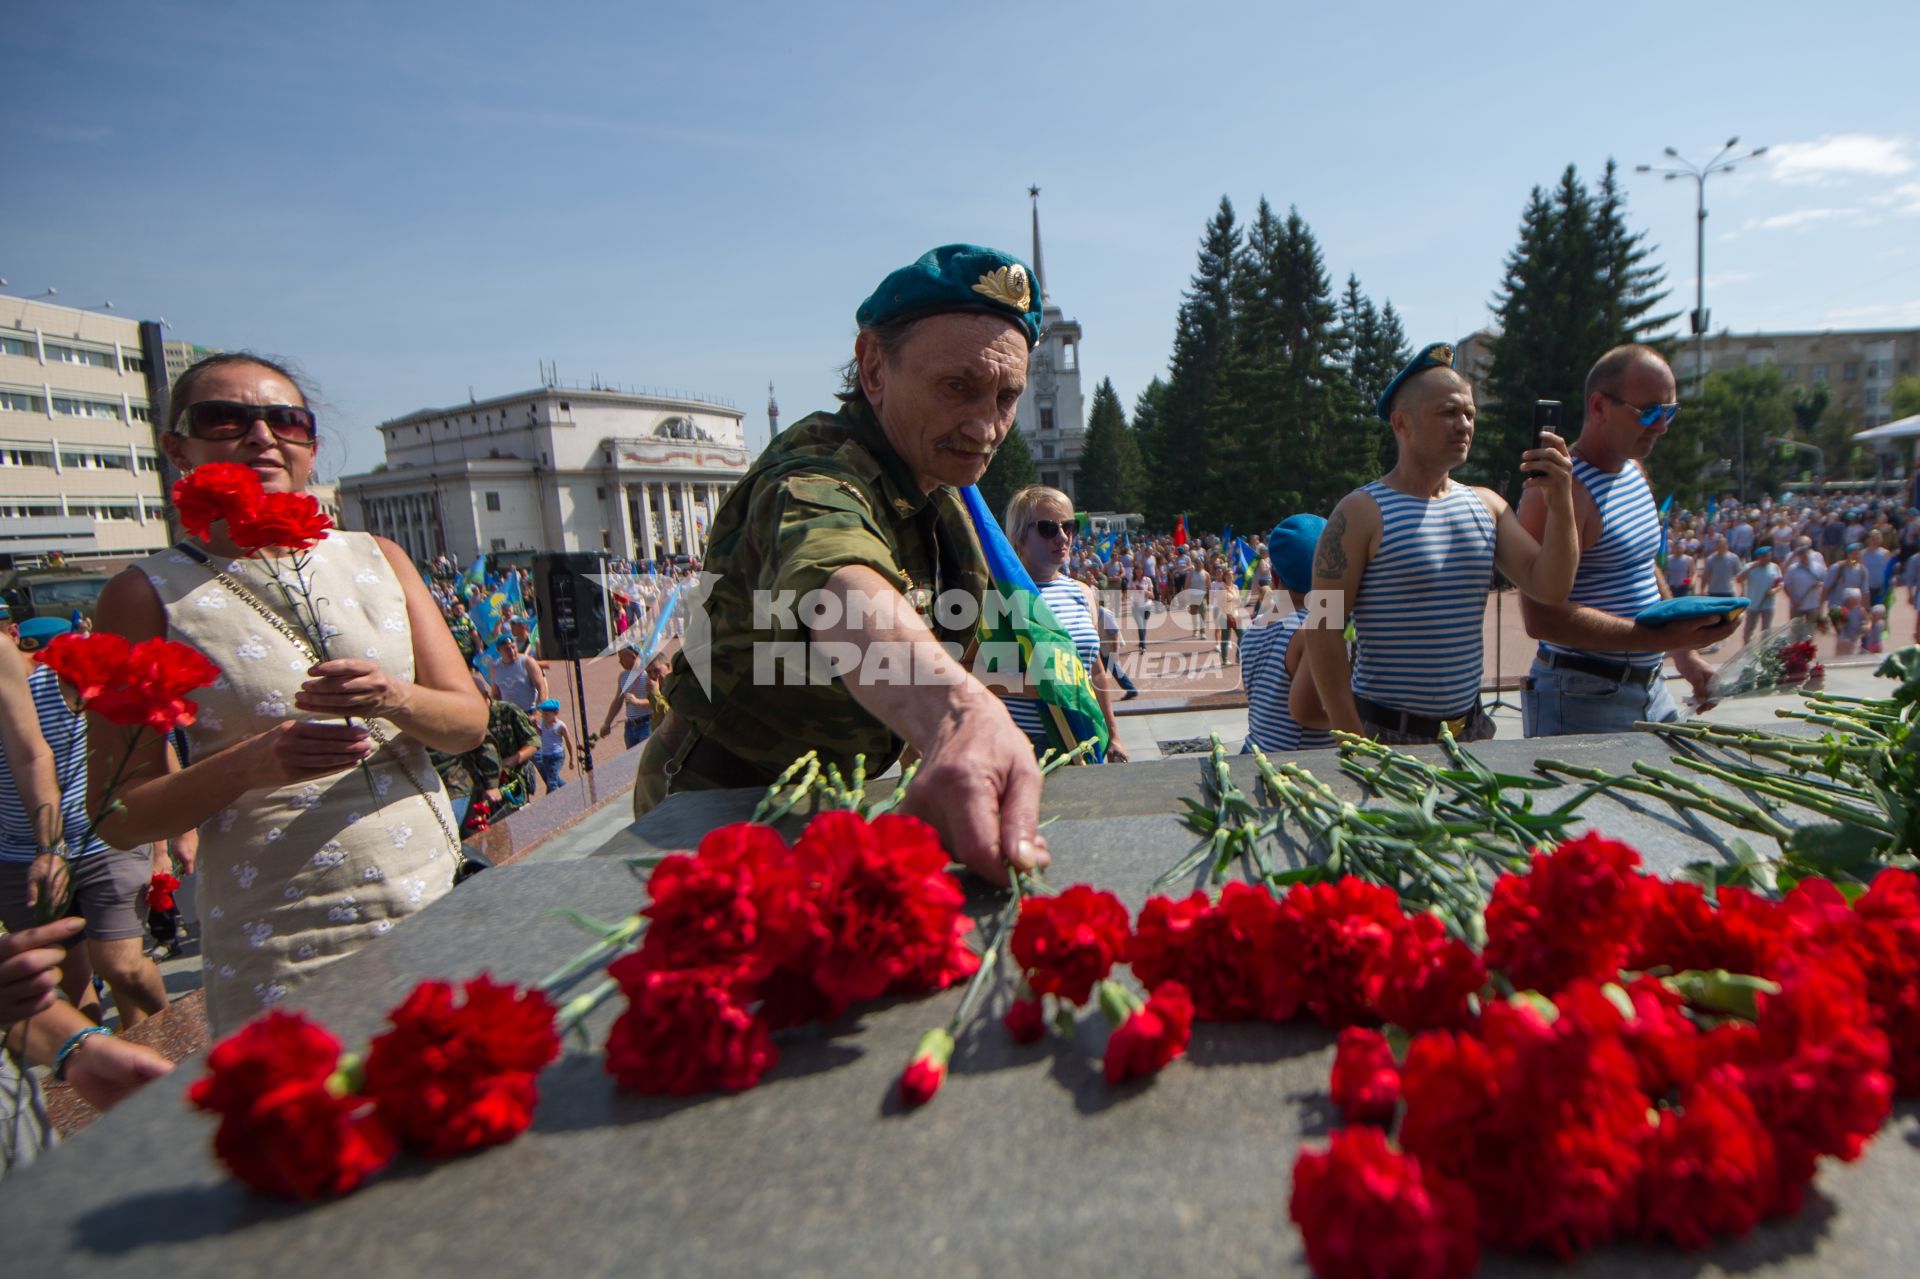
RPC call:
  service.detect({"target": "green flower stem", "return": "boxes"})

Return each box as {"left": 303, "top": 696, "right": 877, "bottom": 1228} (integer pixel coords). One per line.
{"left": 553, "top": 976, "right": 622, "bottom": 1041}
{"left": 751, "top": 752, "right": 821, "bottom": 824}
{"left": 1666, "top": 757, "right": 1893, "bottom": 832}
{"left": 535, "top": 912, "right": 646, "bottom": 993}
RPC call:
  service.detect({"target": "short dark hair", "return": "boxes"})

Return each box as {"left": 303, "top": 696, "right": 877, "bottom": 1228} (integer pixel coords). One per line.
{"left": 1584, "top": 344, "right": 1666, "bottom": 407}
{"left": 166, "top": 352, "right": 314, "bottom": 434}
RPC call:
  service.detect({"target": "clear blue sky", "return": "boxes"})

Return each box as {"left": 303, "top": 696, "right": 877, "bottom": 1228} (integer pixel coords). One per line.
{"left": 7, "top": 1, "right": 1917, "bottom": 480}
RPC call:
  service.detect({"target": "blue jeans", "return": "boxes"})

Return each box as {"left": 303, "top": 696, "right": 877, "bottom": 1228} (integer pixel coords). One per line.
{"left": 533, "top": 750, "right": 567, "bottom": 793}
{"left": 1522, "top": 658, "right": 1681, "bottom": 737}
{"left": 623, "top": 718, "right": 651, "bottom": 750}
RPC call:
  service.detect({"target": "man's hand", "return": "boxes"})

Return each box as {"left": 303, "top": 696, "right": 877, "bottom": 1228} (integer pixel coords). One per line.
{"left": 170, "top": 830, "right": 199, "bottom": 877}
{"left": 899, "top": 689, "right": 1050, "bottom": 888}
{"left": 1106, "top": 738, "right": 1131, "bottom": 764}
{"left": 63, "top": 1034, "right": 174, "bottom": 1110}
{"left": 26, "top": 850, "right": 69, "bottom": 913}
{"left": 1661, "top": 613, "right": 1742, "bottom": 653}
{"left": 0, "top": 916, "right": 83, "bottom": 1022}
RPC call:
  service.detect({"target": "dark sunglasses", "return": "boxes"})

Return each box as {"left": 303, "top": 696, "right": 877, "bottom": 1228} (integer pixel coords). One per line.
{"left": 1029, "top": 519, "right": 1074, "bottom": 540}
{"left": 184, "top": 400, "right": 318, "bottom": 445}
{"left": 1602, "top": 391, "right": 1680, "bottom": 428}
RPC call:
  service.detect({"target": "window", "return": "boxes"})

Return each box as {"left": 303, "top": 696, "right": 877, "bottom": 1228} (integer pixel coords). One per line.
{"left": 0, "top": 390, "right": 46, "bottom": 414}
{"left": 1844, "top": 362, "right": 1858, "bottom": 381}
{"left": 596, "top": 486, "right": 606, "bottom": 499}
{"left": 1041, "top": 443, "right": 1055, "bottom": 460}
{"left": 136, "top": 454, "right": 162, "bottom": 472}
{"left": 1061, "top": 339, "right": 1077, "bottom": 372}
{"left": 1040, "top": 470, "right": 1059, "bottom": 488}
{"left": 1812, "top": 365, "right": 1828, "bottom": 383}
{"left": 0, "top": 445, "right": 54, "bottom": 468}
{"left": 0, "top": 336, "right": 33, "bottom": 359}
{"left": 122, "top": 353, "right": 147, "bottom": 374}
{"left": 43, "top": 342, "right": 115, "bottom": 370}
{"left": 1039, "top": 406, "right": 1055, "bottom": 431}
{"left": 50, "top": 396, "right": 121, "bottom": 421}
{"left": 0, "top": 500, "right": 62, "bottom": 518}
{"left": 1866, "top": 388, "right": 1881, "bottom": 407}
{"left": 1780, "top": 365, "right": 1796, "bottom": 381}
{"left": 59, "top": 450, "right": 130, "bottom": 470}
{"left": 559, "top": 402, "right": 570, "bottom": 412}
{"left": 490, "top": 537, "right": 507, "bottom": 551}
{"left": 484, "top": 491, "right": 501, "bottom": 511}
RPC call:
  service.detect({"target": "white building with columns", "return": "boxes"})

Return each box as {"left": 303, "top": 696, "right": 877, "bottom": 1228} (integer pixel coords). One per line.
{"left": 338, "top": 384, "right": 747, "bottom": 565}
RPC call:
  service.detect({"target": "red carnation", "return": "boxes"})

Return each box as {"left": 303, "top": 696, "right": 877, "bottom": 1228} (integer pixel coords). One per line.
{"left": 1012, "top": 883, "right": 1131, "bottom": 1006}
{"left": 603, "top": 962, "right": 775, "bottom": 1095}
{"left": 83, "top": 636, "right": 221, "bottom": 734}
{"left": 172, "top": 461, "right": 263, "bottom": 541}
{"left": 1484, "top": 832, "right": 1651, "bottom": 995}
{"left": 1003, "top": 994, "right": 1047, "bottom": 1043}
{"left": 1330, "top": 1027, "right": 1400, "bottom": 1124}
{"left": 1850, "top": 869, "right": 1920, "bottom": 1095}
{"left": 788, "top": 811, "right": 978, "bottom": 1018}
{"left": 228, "top": 488, "right": 334, "bottom": 552}
{"left": 1630, "top": 879, "right": 1786, "bottom": 978}
{"left": 1128, "top": 883, "right": 1300, "bottom": 1021}
{"left": 631, "top": 822, "right": 820, "bottom": 991}
{"left": 1637, "top": 1079, "right": 1777, "bottom": 1249}
{"left": 362, "top": 975, "right": 561, "bottom": 1158}
{"left": 188, "top": 1010, "right": 395, "bottom": 1200}
{"left": 1102, "top": 981, "right": 1192, "bottom": 1085}
{"left": 899, "top": 1027, "right": 954, "bottom": 1107}
{"left": 1364, "top": 911, "right": 1485, "bottom": 1032}
{"left": 1289, "top": 1127, "right": 1479, "bottom": 1279}
{"left": 147, "top": 872, "right": 180, "bottom": 913}
{"left": 1277, "top": 877, "right": 1402, "bottom": 1028}
{"left": 1398, "top": 994, "right": 1649, "bottom": 1257}
{"left": 34, "top": 632, "right": 131, "bottom": 704}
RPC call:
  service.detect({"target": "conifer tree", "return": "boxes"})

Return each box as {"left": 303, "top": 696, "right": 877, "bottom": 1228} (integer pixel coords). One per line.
{"left": 1149, "top": 197, "right": 1239, "bottom": 527}
{"left": 1480, "top": 164, "right": 1671, "bottom": 497}
{"left": 1075, "top": 378, "right": 1142, "bottom": 511}
{"left": 979, "top": 423, "right": 1037, "bottom": 521}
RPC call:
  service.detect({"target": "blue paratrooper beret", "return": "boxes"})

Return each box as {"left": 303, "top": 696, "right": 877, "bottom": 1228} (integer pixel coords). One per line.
{"left": 856, "top": 244, "right": 1045, "bottom": 349}
{"left": 1267, "top": 514, "right": 1327, "bottom": 594}
{"left": 1377, "top": 341, "right": 1461, "bottom": 421}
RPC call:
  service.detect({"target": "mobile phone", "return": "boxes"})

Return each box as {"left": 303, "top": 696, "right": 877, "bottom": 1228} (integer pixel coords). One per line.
{"left": 1527, "top": 400, "right": 1562, "bottom": 477}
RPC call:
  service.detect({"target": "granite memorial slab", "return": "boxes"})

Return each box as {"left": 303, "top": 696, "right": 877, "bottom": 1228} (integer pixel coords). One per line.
{"left": 4, "top": 736, "right": 1915, "bottom": 1277}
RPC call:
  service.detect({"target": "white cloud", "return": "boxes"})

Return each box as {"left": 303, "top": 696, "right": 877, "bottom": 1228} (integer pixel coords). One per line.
{"left": 1873, "top": 181, "right": 1920, "bottom": 214}
{"left": 1824, "top": 299, "right": 1920, "bottom": 327}
{"left": 1706, "top": 270, "right": 1757, "bottom": 288}
{"left": 1766, "top": 134, "right": 1914, "bottom": 184}
{"left": 1750, "top": 207, "right": 1854, "bottom": 231}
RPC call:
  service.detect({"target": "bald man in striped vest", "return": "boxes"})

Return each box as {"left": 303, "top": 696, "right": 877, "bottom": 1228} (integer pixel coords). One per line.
{"left": 1295, "top": 343, "right": 1579, "bottom": 745}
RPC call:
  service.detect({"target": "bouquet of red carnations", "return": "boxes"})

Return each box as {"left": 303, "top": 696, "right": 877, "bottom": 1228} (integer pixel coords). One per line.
{"left": 604, "top": 811, "right": 979, "bottom": 1094}
{"left": 1284, "top": 832, "right": 1917, "bottom": 1278}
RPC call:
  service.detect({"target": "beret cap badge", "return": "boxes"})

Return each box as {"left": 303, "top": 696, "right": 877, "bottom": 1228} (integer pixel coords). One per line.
{"left": 971, "top": 263, "right": 1031, "bottom": 312}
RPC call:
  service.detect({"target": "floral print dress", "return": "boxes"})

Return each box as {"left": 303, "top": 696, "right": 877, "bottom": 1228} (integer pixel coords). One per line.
{"left": 137, "top": 530, "right": 460, "bottom": 1036}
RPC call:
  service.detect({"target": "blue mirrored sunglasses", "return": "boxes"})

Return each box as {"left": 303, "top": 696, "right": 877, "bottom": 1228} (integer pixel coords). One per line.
{"left": 1603, "top": 391, "right": 1680, "bottom": 428}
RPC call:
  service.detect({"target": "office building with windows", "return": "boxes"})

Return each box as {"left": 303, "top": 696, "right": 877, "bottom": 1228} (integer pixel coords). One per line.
{"left": 1682, "top": 327, "right": 1920, "bottom": 428}
{"left": 338, "top": 384, "right": 748, "bottom": 565}
{"left": 0, "top": 295, "right": 179, "bottom": 564}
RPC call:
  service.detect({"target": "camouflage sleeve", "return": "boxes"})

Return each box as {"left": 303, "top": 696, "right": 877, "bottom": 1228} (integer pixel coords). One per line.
{"left": 500, "top": 703, "right": 539, "bottom": 754}
{"left": 754, "top": 470, "right": 911, "bottom": 605}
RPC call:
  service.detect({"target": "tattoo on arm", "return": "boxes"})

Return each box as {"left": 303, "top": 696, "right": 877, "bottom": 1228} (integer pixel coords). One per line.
{"left": 1316, "top": 508, "right": 1349, "bottom": 579}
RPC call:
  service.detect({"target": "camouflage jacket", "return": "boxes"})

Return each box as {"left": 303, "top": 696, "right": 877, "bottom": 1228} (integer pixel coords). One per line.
{"left": 663, "top": 398, "right": 988, "bottom": 779}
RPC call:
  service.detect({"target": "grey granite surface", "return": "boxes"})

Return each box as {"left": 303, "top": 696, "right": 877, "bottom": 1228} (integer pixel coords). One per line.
{"left": 5, "top": 735, "right": 1916, "bottom": 1278}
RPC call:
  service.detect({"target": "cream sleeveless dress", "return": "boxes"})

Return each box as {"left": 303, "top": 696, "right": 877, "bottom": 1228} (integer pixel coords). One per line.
{"left": 137, "top": 530, "right": 460, "bottom": 1036}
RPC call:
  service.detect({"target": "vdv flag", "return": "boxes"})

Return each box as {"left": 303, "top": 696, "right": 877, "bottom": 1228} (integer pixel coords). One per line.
{"left": 502, "top": 570, "right": 539, "bottom": 651}
{"left": 1234, "top": 537, "right": 1258, "bottom": 591}
{"left": 959, "top": 485, "right": 1108, "bottom": 762}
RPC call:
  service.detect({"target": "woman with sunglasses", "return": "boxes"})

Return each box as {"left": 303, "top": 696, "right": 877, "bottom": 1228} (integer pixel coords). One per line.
{"left": 85, "top": 354, "right": 486, "bottom": 1035}
{"left": 1000, "top": 487, "right": 1128, "bottom": 763}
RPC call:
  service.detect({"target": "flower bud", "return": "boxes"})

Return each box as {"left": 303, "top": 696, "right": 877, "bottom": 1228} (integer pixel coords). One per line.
{"left": 899, "top": 1027, "right": 955, "bottom": 1107}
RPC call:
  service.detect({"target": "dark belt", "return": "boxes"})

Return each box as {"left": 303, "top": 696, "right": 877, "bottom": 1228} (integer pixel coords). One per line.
{"left": 1537, "top": 650, "right": 1660, "bottom": 687}
{"left": 677, "top": 734, "right": 781, "bottom": 791}
{"left": 1353, "top": 694, "right": 1481, "bottom": 741}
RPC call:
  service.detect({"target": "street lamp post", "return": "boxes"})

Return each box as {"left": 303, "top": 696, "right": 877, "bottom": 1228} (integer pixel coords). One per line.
{"left": 1636, "top": 138, "right": 1768, "bottom": 399}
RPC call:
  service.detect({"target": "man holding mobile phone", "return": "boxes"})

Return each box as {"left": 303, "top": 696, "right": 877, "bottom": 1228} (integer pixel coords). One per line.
{"left": 1516, "top": 345, "right": 1738, "bottom": 736}
{"left": 1293, "top": 342, "right": 1578, "bottom": 745}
